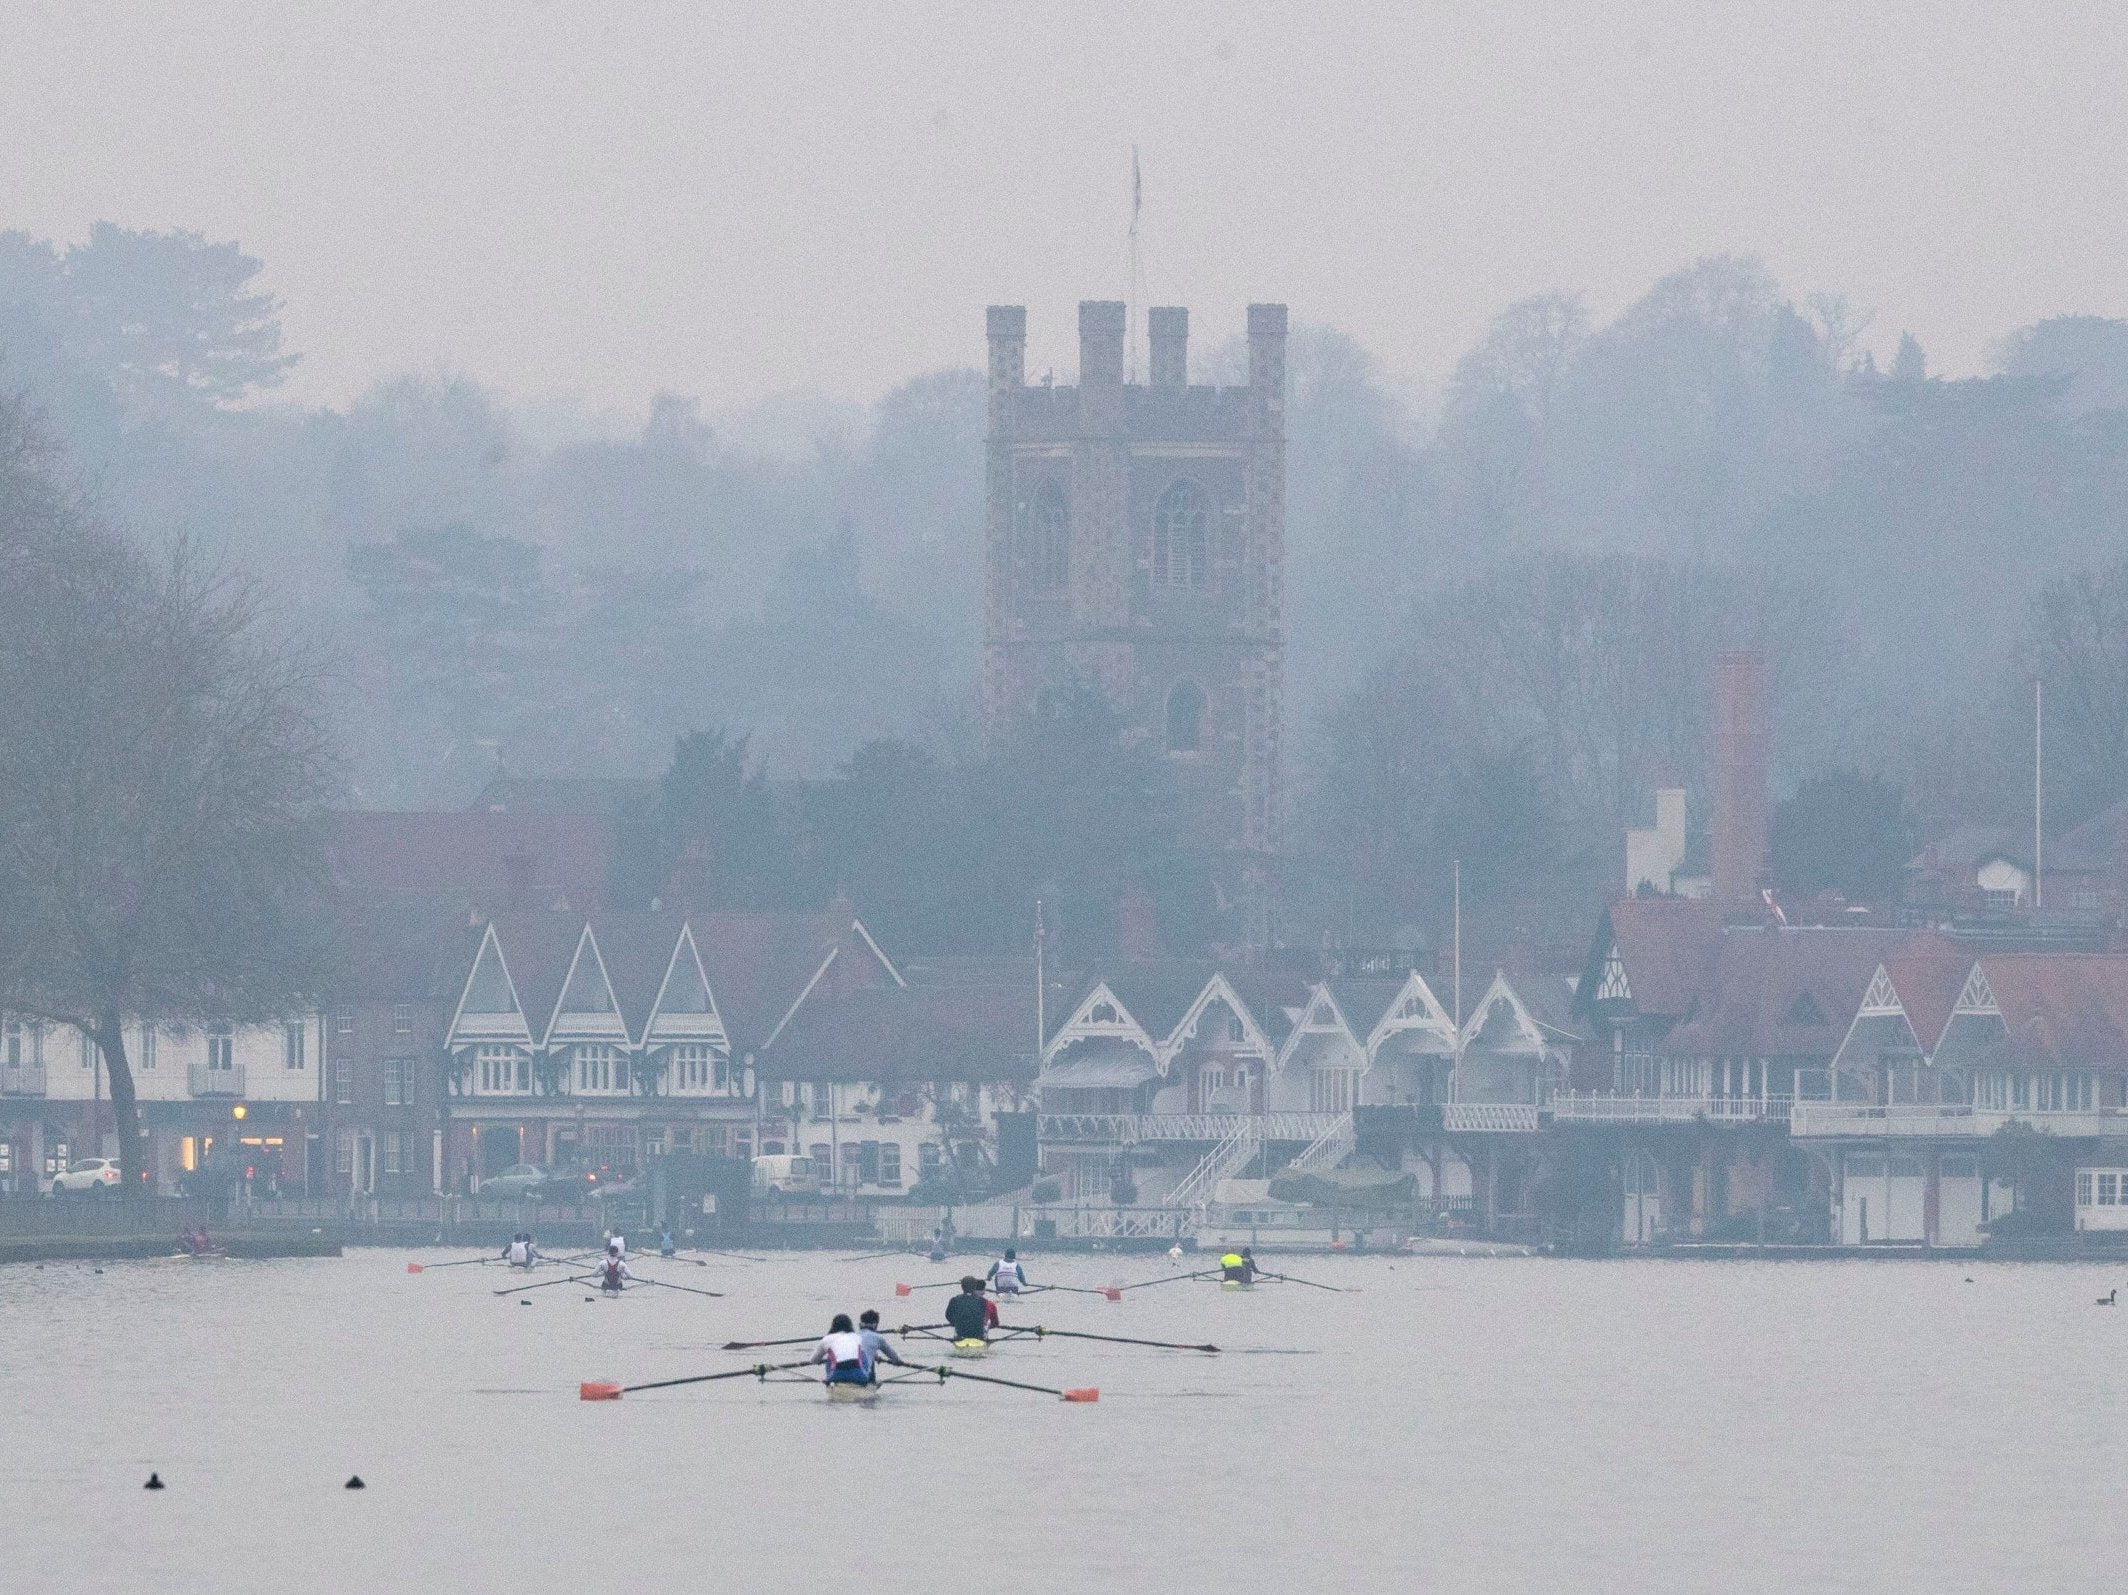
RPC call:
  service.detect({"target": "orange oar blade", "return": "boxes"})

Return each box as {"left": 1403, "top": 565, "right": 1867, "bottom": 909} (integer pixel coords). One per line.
{"left": 1102, "top": 1286, "right": 1122, "bottom": 1301}
{"left": 894, "top": 1282, "right": 912, "bottom": 1296}
{"left": 1062, "top": 1387, "right": 1100, "bottom": 1403}
{"left": 406, "top": 1263, "right": 423, "bottom": 1274}
{"left": 579, "top": 1382, "right": 622, "bottom": 1401}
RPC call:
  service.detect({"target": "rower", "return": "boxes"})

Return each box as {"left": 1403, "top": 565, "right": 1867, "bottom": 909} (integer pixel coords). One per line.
{"left": 504, "top": 1232, "right": 533, "bottom": 1268}
{"left": 927, "top": 1224, "right": 948, "bottom": 1264}
{"left": 856, "top": 1309, "right": 906, "bottom": 1382}
{"left": 810, "top": 1313, "right": 871, "bottom": 1387}
{"left": 598, "top": 1251, "right": 632, "bottom": 1294}
{"left": 987, "top": 1246, "right": 1028, "bottom": 1299}
{"left": 944, "top": 1276, "right": 991, "bottom": 1346}
{"left": 1220, "top": 1249, "right": 1258, "bottom": 1284}
{"left": 604, "top": 1231, "right": 626, "bottom": 1261}
{"left": 658, "top": 1226, "right": 676, "bottom": 1259}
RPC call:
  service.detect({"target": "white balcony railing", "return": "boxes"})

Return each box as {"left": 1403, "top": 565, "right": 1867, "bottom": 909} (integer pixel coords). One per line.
{"left": 1791, "top": 1103, "right": 2128, "bottom": 1139}
{"left": 1442, "top": 1103, "right": 1542, "bottom": 1133}
{"left": 1549, "top": 1093, "right": 1793, "bottom": 1125}
{"left": 1037, "top": 1111, "right": 1346, "bottom": 1145}
{"left": 188, "top": 1063, "right": 244, "bottom": 1098}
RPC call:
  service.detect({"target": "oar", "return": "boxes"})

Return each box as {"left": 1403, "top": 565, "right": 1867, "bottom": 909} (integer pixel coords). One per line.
{"left": 999, "top": 1324, "right": 1219, "bottom": 1353}
{"left": 1019, "top": 1283, "right": 1127, "bottom": 1302}
{"left": 581, "top": 1360, "right": 813, "bottom": 1399}
{"left": 903, "top": 1361, "right": 1099, "bottom": 1402}
{"left": 626, "top": 1274, "right": 726, "bottom": 1300}
{"left": 720, "top": 1324, "right": 949, "bottom": 1351}
{"left": 690, "top": 1248, "right": 770, "bottom": 1263}
{"left": 842, "top": 1248, "right": 917, "bottom": 1263}
{"left": 1260, "top": 1270, "right": 1351, "bottom": 1293}
{"left": 1113, "top": 1269, "right": 1219, "bottom": 1293}
{"left": 405, "top": 1256, "right": 503, "bottom": 1273}
{"left": 893, "top": 1278, "right": 965, "bottom": 1296}
{"left": 495, "top": 1273, "right": 598, "bottom": 1297}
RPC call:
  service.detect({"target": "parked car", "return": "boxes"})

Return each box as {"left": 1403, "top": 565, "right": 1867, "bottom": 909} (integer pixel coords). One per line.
{"left": 476, "top": 1164, "right": 548, "bottom": 1200}
{"left": 50, "top": 1157, "right": 121, "bottom": 1194}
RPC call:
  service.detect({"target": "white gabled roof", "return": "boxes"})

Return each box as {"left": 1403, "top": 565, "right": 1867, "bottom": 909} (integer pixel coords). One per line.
{"left": 448, "top": 922, "right": 531, "bottom": 1046}
{"left": 1365, "top": 970, "right": 1460, "bottom": 1058}
{"left": 1042, "top": 981, "right": 1160, "bottom": 1071}
{"left": 643, "top": 922, "right": 729, "bottom": 1047}
{"left": 1162, "top": 973, "right": 1276, "bottom": 1066}
{"left": 545, "top": 923, "right": 628, "bottom": 1043}
{"left": 1276, "top": 983, "right": 1366, "bottom": 1073}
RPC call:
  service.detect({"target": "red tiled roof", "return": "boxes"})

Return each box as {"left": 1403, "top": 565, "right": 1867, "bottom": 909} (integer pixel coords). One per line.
{"left": 1877, "top": 937, "right": 1972, "bottom": 1051}
{"left": 757, "top": 977, "right": 1039, "bottom": 1083}
{"left": 1602, "top": 898, "right": 1722, "bottom": 1018}
{"left": 1969, "top": 954, "right": 2128, "bottom": 1072}
{"left": 1662, "top": 926, "right": 1924, "bottom": 1060}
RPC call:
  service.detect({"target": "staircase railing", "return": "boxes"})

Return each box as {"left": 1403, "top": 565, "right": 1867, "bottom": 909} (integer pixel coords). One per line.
{"left": 1165, "top": 1121, "right": 1261, "bottom": 1213}
{"left": 1280, "top": 1111, "right": 1355, "bottom": 1177}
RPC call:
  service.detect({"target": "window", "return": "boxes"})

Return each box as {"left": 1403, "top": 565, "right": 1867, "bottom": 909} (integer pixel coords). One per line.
{"left": 335, "top": 1008, "right": 353, "bottom": 1035}
{"left": 1981, "top": 888, "right": 2019, "bottom": 911}
{"left": 382, "top": 1131, "right": 404, "bottom": 1176}
{"left": 2036, "top": 1073, "right": 2095, "bottom": 1112}
{"left": 880, "top": 1142, "right": 902, "bottom": 1187}
{"left": 392, "top": 1004, "right": 413, "bottom": 1035}
{"left": 576, "top": 1045, "right": 624, "bottom": 1093}
{"left": 80, "top": 1031, "right": 95, "bottom": 1070}
{"left": 139, "top": 1028, "right": 156, "bottom": 1071}
{"left": 283, "top": 1022, "right": 305, "bottom": 1072}
{"left": 1026, "top": 480, "right": 1069, "bottom": 592}
{"left": 476, "top": 1046, "right": 525, "bottom": 1094}
{"left": 333, "top": 1127, "right": 353, "bottom": 1176}
{"left": 672, "top": 1043, "right": 730, "bottom": 1094}
{"left": 207, "top": 1026, "right": 234, "bottom": 1072}
{"left": 1165, "top": 681, "right": 1206, "bottom": 753}
{"left": 1151, "top": 478, "right": 1209, "bottom": 589}
{"left": 333, "top": 1058, "right": 353, "bottom": 1105}
{"left": 384, "top": 1058, "right": 413, "bottom": 1107}
{"left": 919, "top": 1141, "right": 943, "bottom": 1174}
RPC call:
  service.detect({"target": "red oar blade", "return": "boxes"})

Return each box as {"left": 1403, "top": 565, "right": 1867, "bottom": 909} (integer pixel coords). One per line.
{"left": 406, "top": 1263, "right": 423, "bottom": 1274}
{"left": 1062, "top": 1388, "right": 1100, "bottom": 1403}
{"left": 894, "top": 1282, "right": 912, "bottom": 1296}
{"left": 1102, "top": 1286, "right": 1121, "bottom": 1301}
{"left": 580, "top": 1382, "right": 622, "bottom": 1401}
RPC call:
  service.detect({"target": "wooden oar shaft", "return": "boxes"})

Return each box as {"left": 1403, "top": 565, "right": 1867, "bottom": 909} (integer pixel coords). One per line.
{"left": 493, "top": 1273, "right": 596, "bottom": 1296}
{"left": 721, "top": 1323, "right": 948, "bottom": 1351}
{"left": 418, "top": 1255, "right": 504, "bottom": 1269}
{"left": 622, "top": 1360, "right": 811, "bottom": 1393}
{"left": 1263, "top": 1271, "right": 1346, "bottom": 1292}
{"left": 1001, "top": 1325, "right": 1219, "bottom": 1352}
{"left": 630, "top": 1274, "right": 725, "bottom": 1299}
{"left": 907, "top": 1361, "right": 1067, "bottom": 1398}
{"left": 1117, "top": 1269, "right": 1217, "bottom": 1291}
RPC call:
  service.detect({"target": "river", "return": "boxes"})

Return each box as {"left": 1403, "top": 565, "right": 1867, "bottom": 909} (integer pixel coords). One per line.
{"left": 1, "top": 1248, "right": 2119, "bottom": 1592}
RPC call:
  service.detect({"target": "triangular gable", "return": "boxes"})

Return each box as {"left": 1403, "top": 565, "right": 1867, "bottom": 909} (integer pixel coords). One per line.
{"left": 1461, "top": 973, "right": 1548, "bottom": 1055}
{"left": 1276, "top": 983, "right": 1366, "bottom": 1072}
{"left": 547, "top": 924, "right": 626, "bottom": 1042}
{"left": 1042, "top": 981, "right": 1160, "bottom": 1069}
{"left": 1860, "top": 966, "right": 1902, "bottom": 1017}
{"left": 1365, "top": 970, "right": 1460, "bottom": 1057}
{"left": 1162, "top": 973, "right": 1275, "bottom": 1065}
{"left": 1830, "top": 962, "right": 1924, "bottom": 1072}
{"left": 448, "top": 923, "right": 530, "bottom": 1044}
{"left": 1954, "top": 963, "right": 1999, "bottom": 1018}
{"left": 848, "top": 918, "right": 907, "bottom": 989}
{"left": 643, "top": 923, "right": 729, "bottom": 1046}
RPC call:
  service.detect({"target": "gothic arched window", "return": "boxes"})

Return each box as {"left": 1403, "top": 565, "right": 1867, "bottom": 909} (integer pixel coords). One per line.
{"left": 1166, "top": 680, "right": 1206, "bottom": 753}
{"left": 1027, "top": 480, "right": 1069, "bottom": 592}
{"left": 1151, "top": 478, "right": 1209, "bottom": 589}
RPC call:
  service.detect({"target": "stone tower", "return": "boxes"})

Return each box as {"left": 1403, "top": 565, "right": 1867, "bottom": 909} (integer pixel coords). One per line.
{"left": 982, "top": 301, "right": 1287, "bottom": 935}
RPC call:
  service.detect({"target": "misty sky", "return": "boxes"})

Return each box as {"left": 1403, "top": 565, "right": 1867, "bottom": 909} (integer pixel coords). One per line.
{"left": 9, "top": 2, "right": 2128, "bottom": 420}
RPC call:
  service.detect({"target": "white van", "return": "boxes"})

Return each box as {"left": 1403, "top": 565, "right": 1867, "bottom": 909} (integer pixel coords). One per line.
{"left": 752, "top": 1154, "right": 824, "bottom": 1194}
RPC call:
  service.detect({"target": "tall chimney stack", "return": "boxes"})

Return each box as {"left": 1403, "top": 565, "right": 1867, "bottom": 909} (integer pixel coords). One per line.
{"left": 1711, "top": 651, "right": 1769, "bottom": 912}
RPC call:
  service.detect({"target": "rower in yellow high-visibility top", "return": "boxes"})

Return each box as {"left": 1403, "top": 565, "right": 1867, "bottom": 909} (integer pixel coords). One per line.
{"left": 1220, "top": 1249, "right": 1258, "bottom": 1284}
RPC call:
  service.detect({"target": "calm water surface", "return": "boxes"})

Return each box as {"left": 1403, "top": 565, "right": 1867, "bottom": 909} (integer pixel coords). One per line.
{"left": 1, "top": 1248, "right": 2120, "bottom": 1593}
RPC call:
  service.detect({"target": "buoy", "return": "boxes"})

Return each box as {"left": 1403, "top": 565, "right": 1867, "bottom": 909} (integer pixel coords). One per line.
{"left": 345, "top": 1475, "right": 365, "bottom": 1490}
{"left": 580, "top": 1382, "right": 623, "bottom": 1401}
{"left": 144, "top": 1472, "right": 165, "bottom": 1490}
{"left": 1062, "top": 1388, "right": 1100, "bottom": 1403}
{"left": 405, "top": 1263, "right": 423, "bottom": 1274}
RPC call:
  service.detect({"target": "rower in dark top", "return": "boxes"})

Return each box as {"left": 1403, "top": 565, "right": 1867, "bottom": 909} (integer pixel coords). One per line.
{"left": 944, "top": 1276, "right": 991, "bottom": 1345}
{"left": 1221, "top": 1248, "right": 1260, "bottom": 1284}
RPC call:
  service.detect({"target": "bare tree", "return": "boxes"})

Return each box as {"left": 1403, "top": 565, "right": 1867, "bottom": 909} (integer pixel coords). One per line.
{"left": 0, "top": 405, "right": 334, "bottom": 1197}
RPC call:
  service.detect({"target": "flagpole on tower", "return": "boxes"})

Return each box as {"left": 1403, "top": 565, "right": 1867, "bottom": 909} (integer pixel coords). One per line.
{"left": 1128, "top": 145, "right": 1142, "bottom": 383}
{"left": 1033, "top": 899, "right": 1048, "bottom": 1069}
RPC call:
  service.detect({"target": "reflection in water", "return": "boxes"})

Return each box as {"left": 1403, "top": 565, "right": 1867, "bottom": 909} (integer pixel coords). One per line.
{"left": 1, "top": 1252, "right": 2118, "bottom": 1593}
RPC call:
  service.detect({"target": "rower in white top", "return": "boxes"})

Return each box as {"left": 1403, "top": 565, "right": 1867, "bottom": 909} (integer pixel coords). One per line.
{"left": 987, "top": 1247, "right": 1028, "bottom": 1299}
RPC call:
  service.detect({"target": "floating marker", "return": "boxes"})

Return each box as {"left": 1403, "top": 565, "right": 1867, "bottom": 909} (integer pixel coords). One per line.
{"left": 345, "top": 1475, "right": 365, "bottom": 1490}
{"left": 580, "top": 1382, "right": 622, "bottom": 1401}
{"left": 144, "top": 1472, "right": 165, "bottom": 1490}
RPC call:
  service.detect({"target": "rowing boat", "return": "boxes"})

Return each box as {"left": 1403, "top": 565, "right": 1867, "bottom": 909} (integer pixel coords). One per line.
{"left": 1220, "top": 1279, "right": 1252, "bottom": 1291}
{"left": 949, "top": 1337, "right": 989, "bottom": 1358}
{"left": 826, "top": 1382, "right": 883, "bottom": 1404}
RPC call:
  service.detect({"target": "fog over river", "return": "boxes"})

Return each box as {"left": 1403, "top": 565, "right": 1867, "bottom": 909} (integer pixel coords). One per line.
{"left": 2, "top": 1251, "right": 2118, "bottom": 1593}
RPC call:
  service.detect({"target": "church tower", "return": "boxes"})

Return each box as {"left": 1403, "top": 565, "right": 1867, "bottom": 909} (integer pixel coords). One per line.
{"left": 982, "top": 301, "right": 1287, "bottom": 936}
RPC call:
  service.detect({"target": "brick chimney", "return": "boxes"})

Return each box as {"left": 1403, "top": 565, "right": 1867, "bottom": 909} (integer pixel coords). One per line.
{"left": 1711, "top": 651, "right": 1769, "bottom": 911}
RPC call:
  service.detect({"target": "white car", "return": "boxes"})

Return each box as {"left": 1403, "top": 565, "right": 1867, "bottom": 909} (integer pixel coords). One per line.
{"left": 50, "top": 1157, "right": 121, "bottom": 1193}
